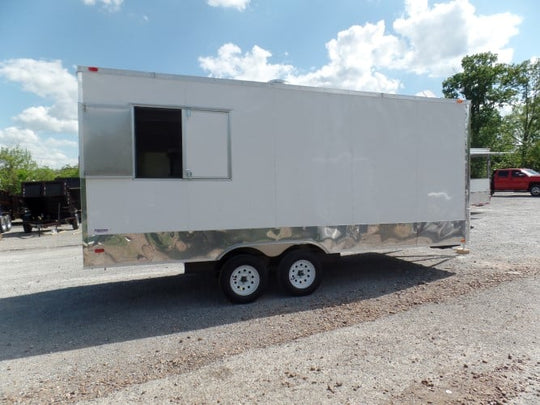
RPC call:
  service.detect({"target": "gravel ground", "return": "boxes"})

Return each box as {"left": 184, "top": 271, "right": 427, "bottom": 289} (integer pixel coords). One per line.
{"left": 0, "top": 193, "right": 539, "bottom": 404}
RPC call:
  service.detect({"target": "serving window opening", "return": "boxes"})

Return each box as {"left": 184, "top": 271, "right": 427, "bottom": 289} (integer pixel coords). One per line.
{"left": 134, "top": 106, "right": 183, "bottom": 178}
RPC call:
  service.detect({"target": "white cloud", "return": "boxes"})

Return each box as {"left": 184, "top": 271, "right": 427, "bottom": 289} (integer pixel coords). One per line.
{"left": 199, "top": 23, "right": 403, "bottom": 93}
{"left": 199, "top": 22, "right": 404, "bottom": 93}
{"left": 14, "top": 106, "right": 77, "bottom": 133}
{"left": 199, "top": 43, "right": 295, "bottom": 82}
{"left": 207, "top": 0, "right": 250, "bottom": 11}
{"left": 82, "top": 0, "right": 124, "bottom": 13}
{"left": 0, "top": 127, "right": 39, "bottom": 145}
{"left": 393, "top": 0, "right": 522, "bottom": 76}
{"left": 0, "top": 127, "right": 78, "bottom": 168}
{"left": 292, "top": 21, "right": 404, "bottom": 93}
{"left": 0, "top": 59, "right": 77, "bottom": 103}
{"left": 0, "top": 59, "right": 77, "bottom": 130}
{"left": 198, "top": 0, "right": 521, "bottom": 92}
{"left": 416, "top": 89, "right": 437, "bottom": 98}
{"left": 0, "top": 59, "right": 78, "bottom": 168}
{"left": 404, "top": 0, "right": 428, "bottom": 16}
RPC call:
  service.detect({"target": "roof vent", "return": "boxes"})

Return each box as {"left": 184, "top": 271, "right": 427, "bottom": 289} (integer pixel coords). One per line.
{"left": 268, "top": 79, "right": 287, "bottom": 84}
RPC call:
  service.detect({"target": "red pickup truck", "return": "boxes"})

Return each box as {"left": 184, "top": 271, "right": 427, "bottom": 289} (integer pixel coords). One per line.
{"left": 491, "top": 168, "right": 540, "bottom": 196}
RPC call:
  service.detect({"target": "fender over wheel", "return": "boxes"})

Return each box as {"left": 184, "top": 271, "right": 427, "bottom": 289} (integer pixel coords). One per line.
{"left": 219, "top": 254, "right": 268, "bottom": 304}
{"left": 278, "top": 249, "right": 323, "bottom": 296}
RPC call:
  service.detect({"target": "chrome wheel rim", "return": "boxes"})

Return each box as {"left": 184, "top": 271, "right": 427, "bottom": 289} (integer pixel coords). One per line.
{"left": 230, "top": 265, "right": 260, "bottom": 296}
{"left": 288, "top": 259, "right": 316, "bottom": 289}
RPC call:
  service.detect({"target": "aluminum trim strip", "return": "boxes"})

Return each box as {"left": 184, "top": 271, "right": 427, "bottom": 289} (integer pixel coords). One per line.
{"left": 82, "top": 220, "right": 467, "bottom": 268}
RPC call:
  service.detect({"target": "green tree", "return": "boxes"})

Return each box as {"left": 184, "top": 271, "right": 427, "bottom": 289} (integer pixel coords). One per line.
{"left": 442, "top": 52, "right": 512, "bottom": 150}
{"left": 501, "top": 59, "right": 540, "bottom": 169}
{"left": 0, "top": 146, "right": 38, "bottom": 195}
{"left": 33, "top": 166, "right": 57, "bottom": 182}
{"left": 0, "top": 146, "right": 80, "bottom": 195}
{"left": 526, "top": 140, "right": 540, "bottom": 170}
{"left": 442, "top": 53, "right": 540, "bottom": 174}
{"left": 55, "top": 164, "right": 79, "bottom": 179}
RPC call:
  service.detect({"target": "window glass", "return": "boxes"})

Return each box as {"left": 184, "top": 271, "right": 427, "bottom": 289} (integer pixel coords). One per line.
{"left": 82, "top": 105, "right": 133, "bottom": 176}
{"left": 134, "top": 107, "right": 182, "bottom": 178}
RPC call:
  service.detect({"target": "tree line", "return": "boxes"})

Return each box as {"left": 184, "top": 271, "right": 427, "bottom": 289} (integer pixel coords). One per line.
{"left": 1, "top": 52, "right": 538, "bottom": 193}
{"left": 0, "top": 146, "right": 78, "bottom": 195}
{"left": 443, "top": 52, "right": 539, "bottom": 175}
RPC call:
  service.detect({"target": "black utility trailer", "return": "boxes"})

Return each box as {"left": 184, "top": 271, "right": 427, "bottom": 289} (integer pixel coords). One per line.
{"left": 21, "top": 178, "right": 81, "bottom": 234}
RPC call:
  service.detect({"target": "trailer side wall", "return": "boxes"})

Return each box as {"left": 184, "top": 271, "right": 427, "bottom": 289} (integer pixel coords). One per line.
{"left": 78, "top": 67, "right": 469, "bottom": 268}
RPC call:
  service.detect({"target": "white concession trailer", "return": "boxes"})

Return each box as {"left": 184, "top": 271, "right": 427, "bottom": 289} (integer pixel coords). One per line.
{"left": 78, "top": 66, "right": 470, "bottom": 303}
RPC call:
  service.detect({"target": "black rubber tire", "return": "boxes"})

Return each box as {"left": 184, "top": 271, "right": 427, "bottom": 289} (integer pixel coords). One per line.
{"left": 0, "top": 216, "right": 6, "bottom": 233}
{"left": 278, "top": 250, "right": 323, "bottom": 296}
{"left": 530, "top": 184, "right": 540, "bottom": 197}
{"left": 23, "top": 222, "right": 32, "bottom": 233}
{"left": 5, "top": 215, "right": 11, "bottom": 231}
{"left": 219, "top": 254, "right": 268, "bottom": 304}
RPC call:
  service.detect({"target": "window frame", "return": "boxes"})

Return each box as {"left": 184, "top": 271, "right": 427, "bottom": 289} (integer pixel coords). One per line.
{"left": 132, "top": 104, "right": 232, "bottom": 181}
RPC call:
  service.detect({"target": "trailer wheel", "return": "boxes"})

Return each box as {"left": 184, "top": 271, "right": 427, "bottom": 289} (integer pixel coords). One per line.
{"left": 219, "top": 254, "right": 268, "bottom": 304}
{"left": 278, "top": 250, "right": 322, "bottom": 296}
{"left": 530, "top": 184, "right": 540, "bottom": 197}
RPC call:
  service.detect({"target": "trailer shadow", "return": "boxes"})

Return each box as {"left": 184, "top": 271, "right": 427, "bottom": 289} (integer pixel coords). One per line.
{"left": 0, "top": 229, "right": 47, "bottom": 239}
{"left": 0, "top": 253, "right": 454, "bottom": 361}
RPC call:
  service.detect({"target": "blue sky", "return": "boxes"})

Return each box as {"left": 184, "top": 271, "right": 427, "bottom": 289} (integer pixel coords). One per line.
{"left": 0, "top": 0, "right": 538, "bottom": 168}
